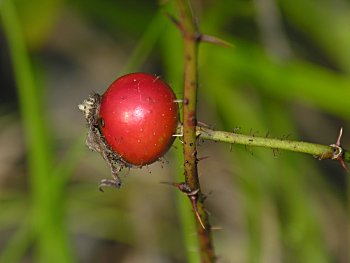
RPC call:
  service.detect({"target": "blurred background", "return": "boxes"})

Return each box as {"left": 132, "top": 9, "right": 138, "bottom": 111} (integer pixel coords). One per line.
{"left": 0, "top": 0, "right": 349, "bottom": 262}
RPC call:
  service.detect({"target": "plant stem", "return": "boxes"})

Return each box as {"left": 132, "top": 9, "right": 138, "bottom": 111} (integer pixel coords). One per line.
{"left": 175, "top": 0, "right": 215, "bottom": 262}
{"left": 197, "top": 126, "right": 350, "bottom": 164}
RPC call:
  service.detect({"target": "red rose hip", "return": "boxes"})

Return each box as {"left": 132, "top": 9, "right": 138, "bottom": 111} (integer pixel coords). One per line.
{"left": 99, "top": 73, "right": 179, "bottom": 165}
{"left": 79, "top": 73, "right": 179, "bottom": 189}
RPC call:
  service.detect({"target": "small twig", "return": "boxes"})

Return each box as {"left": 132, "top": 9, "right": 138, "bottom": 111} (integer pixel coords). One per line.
{"left": 197, "top": 126, "right": 350, "bottom": 170}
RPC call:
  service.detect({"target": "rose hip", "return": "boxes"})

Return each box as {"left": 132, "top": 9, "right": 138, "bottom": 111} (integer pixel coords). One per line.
{"left": 79, "top": 73, "right": 179, "bottom": 189}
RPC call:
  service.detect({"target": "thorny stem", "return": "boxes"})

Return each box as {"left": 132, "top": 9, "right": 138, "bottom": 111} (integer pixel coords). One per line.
{"left": 197, "top": 126, "right": 350, "bottom": 168}
{"left": 174, "top": 0, "right": 347, "bottom": 262}
{"left": 175, "top": 0, "right": 215, "bottom": 262}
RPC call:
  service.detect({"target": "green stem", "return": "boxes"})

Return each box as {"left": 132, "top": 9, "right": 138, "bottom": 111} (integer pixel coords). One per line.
{"left": 175, "top": 0, "right": 215, "bottom": 262}
{"left": 197, "top": 126, "right": 350, "bottom": 164}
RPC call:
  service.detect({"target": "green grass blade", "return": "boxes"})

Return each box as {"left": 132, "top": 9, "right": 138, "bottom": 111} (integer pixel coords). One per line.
{"left": 0, "top": 222, "right": 34, "bottom": 263}
{"left": 0, "top": 1, "right": 73, "bottom": 262}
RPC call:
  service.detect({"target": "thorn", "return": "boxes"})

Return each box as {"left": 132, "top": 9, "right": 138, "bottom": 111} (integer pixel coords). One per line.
{"left": 162, "top": 182, "right": 206, "bottom": 229}
{"left": 174, "top": 123, "right": 183, "bottom": 138}
{"left": 191, "top": 149, "right": 197, "bottom": 157}
{"left": 197, "top": 156, "right": 209, "bottom": 162}
{"left": 233, "top": 127, "right": 241, "bottom": 133}
{"left": 280, "top": 133, "right": 291, "bottom": 140}
{"left": 336, "top": 127, "right": 343, "bottom": 146}
{"left": 160, "top": 181, "right": 178, "bottom": 187}
{"left": 210, "top": 226, "right": 223, "bottom": 231}
{"left": 248, "top": 128, "right": 259, "bottom": 137}
{"left": 272, "top": 148, "right": 279, "bottom": 158}
{"left": 173, "top": 99, "right": 184, "bottom": 103}
{"left": 329, "top": 127, "right": 349, "bottom": 172}
{"left": 160, "top": 181, "right": 192, "bottom": 194}
{"left": 165, "top": 12, "right": 201, "bottom": 42}
{"left": 189, "top": 195, "right": 205, "bottom": 229}
{"left": 197, "top": 121, "right": 212, "bottom": 128}
{"left": 339, "top": 158, "right": 349, "bottom": 172}
{"left": 244, "top": 144, "right": 254, "bottom": 156}
{"left": 199, "top": 34, "right": 234, "bottom": 48}
{"left": 153, "top": 75, "right": 161, "bottom": 82}
{"left": 165, "top": 12, "right": 184, "bottom": 33}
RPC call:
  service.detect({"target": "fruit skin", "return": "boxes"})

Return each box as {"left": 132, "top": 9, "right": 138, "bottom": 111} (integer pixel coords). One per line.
{"left": 99, "top": 73, "right": 179, "bottom": 166}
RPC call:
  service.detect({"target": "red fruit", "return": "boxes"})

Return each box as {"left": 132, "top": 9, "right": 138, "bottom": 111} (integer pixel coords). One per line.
{"left": 99, "top": 73, "right": 179, "bottom": 166}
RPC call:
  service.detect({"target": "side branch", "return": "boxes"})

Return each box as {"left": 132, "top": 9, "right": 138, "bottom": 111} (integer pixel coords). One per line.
{"left": 197, "top": 126, "right": 350, "bottom": 168}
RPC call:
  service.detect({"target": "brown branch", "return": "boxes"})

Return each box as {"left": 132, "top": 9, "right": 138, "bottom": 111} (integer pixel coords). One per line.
{"left": 175, "top": 0, "right": 215, "bottom": 262}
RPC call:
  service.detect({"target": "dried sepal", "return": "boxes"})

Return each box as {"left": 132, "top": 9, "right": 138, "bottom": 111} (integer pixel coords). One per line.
{"left": 79, "top": 92, "right": 129, "bottom": 189}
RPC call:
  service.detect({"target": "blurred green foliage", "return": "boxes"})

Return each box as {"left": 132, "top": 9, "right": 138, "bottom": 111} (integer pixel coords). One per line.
{"left": 0, "top": 0, "right": 349, "bottom": 262}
